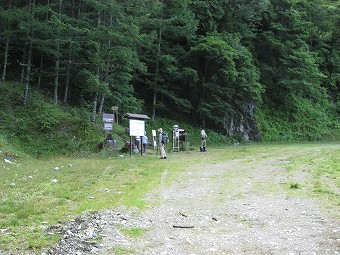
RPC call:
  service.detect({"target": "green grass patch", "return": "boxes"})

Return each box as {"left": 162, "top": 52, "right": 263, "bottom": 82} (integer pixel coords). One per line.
{"left": 120, "top": 227, "right": 147, "bottom": 238}
{"left": 112, "top": 245, "right": 137, "bottom": 255}
{"left": 0, "top": 143, "right": 339, "bottom": 254}
{"left": 0, "top": 150, "right": 191, "bottom": 253}
{"left": 289, "top": 182, "right": 300, "bottom": 189}
{"left": 282, "top": 144, "right": 340, "bottom": 207}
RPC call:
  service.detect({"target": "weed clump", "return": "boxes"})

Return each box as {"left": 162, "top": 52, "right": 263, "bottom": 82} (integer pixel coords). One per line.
{"left": 289, "top": 182, "right": 300, "bottom": 189}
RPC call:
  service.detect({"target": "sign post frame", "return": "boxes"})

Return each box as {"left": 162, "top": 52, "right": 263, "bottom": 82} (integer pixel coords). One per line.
{"left": 124, "top": 113, "right": 150, "bottom": 156}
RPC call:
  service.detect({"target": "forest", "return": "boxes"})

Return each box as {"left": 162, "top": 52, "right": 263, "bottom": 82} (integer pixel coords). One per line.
{"left": 0, "top": 0, "right": 339, "bottom": 142}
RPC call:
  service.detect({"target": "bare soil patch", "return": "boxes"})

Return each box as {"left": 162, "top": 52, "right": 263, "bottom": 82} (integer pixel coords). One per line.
{"left": 47, "top": 148, "right": 340, "bottom": 255}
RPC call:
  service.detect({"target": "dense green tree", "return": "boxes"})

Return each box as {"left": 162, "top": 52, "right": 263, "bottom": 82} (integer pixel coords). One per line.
{"left": 187, "top": 33, "right": 263, "bottom": 128}
{"left": 189, "top": 0, "right": 229, "bottom": 35}
{"left": 0, "top": 0, "right": 338, "bottom": 140}
{"left": 254, "top": 0, "right": 335, "bottom": 106}
{"left": 0, "top": 0, "right": 18, "bottom": 81}
{"left": 134, "top": 0, "right": 197, "bottom": 119}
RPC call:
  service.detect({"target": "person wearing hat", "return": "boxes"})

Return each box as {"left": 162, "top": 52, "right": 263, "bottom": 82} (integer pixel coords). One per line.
{"left": 200, "top": 129, "right": 208, "bottom": 152}
{"left": 158, "top": 128, "right": 167, "bottom": 159}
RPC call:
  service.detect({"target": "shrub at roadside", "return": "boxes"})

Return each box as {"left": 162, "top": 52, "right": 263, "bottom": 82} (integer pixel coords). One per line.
{"left": 0, "top": 82, "right": 104, "bottom": 157}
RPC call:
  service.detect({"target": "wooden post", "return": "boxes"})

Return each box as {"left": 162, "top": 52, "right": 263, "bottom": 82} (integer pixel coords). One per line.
{"left": 140, "top": 136, "right": 143, "bottom": 156}
{"left": 111, "top": 106, "right": 118, "bottom": 125}
{"left": 130, "top": 136, "right": 132, "bottom": 156}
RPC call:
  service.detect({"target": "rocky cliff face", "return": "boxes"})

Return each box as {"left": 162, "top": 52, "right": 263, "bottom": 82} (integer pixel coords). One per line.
{"left": 223, "top": 102, "right": 260, "bottom": 141}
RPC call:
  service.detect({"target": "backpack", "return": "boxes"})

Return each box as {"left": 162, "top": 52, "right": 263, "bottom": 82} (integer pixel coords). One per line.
{"left": 161, "top": 132, "right": 169, "bottom": 144}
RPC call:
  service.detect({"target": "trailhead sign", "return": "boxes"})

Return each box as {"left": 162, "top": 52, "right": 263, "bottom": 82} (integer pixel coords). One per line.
{"left": 129, "top": 119, "right": 145, "bottom": 137}
{"left": 103, "top": 113, "right": 114, "bottom": 130}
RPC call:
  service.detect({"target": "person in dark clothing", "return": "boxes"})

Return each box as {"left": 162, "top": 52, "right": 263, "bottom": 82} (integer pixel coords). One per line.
{"left": 158, "top": 128, "right": 167, "bottom": 159}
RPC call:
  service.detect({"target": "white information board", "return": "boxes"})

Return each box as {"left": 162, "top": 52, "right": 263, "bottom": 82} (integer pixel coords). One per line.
{"left": 103, "top": 113, "right": 114, "bottom": 123}
{"left": 129, "top": 119, "right": 145, "bottom": 137}
{"left": 104, "top": 123, "right": 113, "bottom": 130}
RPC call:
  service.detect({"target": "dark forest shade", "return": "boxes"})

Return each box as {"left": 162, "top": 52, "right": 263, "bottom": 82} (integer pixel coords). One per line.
{"left": 0, "top": 0, "right": 338, "bottom": 139}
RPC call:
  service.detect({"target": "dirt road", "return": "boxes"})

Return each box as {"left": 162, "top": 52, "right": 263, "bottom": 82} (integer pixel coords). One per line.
{"left": 98, "top": 147, "right": 339, "bottom": 255}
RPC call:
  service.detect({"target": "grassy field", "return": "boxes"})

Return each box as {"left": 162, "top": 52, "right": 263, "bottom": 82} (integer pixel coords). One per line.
{"left": 0, "top": 143, "right": 339, "bottom": 254}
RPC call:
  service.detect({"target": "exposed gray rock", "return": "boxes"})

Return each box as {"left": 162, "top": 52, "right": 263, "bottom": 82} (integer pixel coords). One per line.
{"left": 46, "top": 211, "right": 103, "bottom": 255}
{"left": 223, "top": 102, "right": 260, "bottom": 141}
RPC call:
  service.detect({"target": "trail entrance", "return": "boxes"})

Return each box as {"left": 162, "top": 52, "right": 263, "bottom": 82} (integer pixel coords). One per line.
{"left": 98, "top": 147, "right": 339, "bottom": 254}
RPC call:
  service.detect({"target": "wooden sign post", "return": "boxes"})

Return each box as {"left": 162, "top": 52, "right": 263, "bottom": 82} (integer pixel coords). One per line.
{"left": 111, "top": 106, "right": 118, "bottom": 125}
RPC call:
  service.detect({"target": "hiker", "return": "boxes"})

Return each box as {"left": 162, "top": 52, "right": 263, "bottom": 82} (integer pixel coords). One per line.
{"left": 134, "top": 136, "right": 141, "bottom": 151}
{"left": 103, "top": 133, "right": 115, "bottom": 148}
{"left": 200, "top": 129, "right": 208, "bottom": 152}
{"left": 106, "top": 134, "right": 113, "bottom": 141}
{"left": 158, "top": 128, "right": 167, "bottom": 159}
{"left": 142, "top": 131, "right": 148, "bottom": 155}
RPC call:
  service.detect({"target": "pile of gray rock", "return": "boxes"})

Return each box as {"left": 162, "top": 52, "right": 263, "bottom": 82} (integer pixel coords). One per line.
{"left": 44, "top": 211, "right": 104, "bottom": 255}
{"left": 43, "top": 209, "right": 138, "bottom": 255}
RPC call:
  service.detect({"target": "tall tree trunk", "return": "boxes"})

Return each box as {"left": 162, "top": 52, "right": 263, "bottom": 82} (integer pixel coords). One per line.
{"left": 37, "top": 0, "right": 50, "bottom": 89}
{"left": 63, "top": 0, "right": 75, "bottom": 104}
{"left": 54, "top": 0, "right": 62, "bottom": 105}
{"left": 24, "top": 39, "right": 33, "bottom": 105}
{"left": 37, "top": 55, "right": 43, "bottom": 88}
{"left": 152, "top": 0, "right": 163, "bottom": 120}
{"left": 23, "top": 0, "right": 35, "bottom": 105}
{"left": 63, "top": 59, "right": 71, "bottom": 103}
{"left": 93, "top": 64, "right": 100, "bottom": 121}
{"left": 20, "top": 43, "right": 27, "bottom": 85}
{"left": 98, "top": 10, "right": 113, "bottom": 117}
{"left": 54, "top": 58, "right": 60, "bottom": 105}
{"left": 152, "top": 90, "right": 157, "bottom": 120}
{"left": 2, "top": 0, "right": 12, "bottom": 81}
{"left": 152, "top": 29, "right": 162, "bottom": 120}
{"left": 2, "top": 38, "right": 9, "bottom": 81}
{"left": 98, "top": 93, "right": 105, "bottom": 116}
{"left": 91, "top": 92, "right": 98, "bottom": 123}
{"left": 93, "top": 9, "right": 102, "bottom": 120}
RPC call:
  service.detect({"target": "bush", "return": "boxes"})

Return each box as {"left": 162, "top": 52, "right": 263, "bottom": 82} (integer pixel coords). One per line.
{"left": 0, "top": 82, "right": 105, "bottom": 157}
{"left": 256, "top": 98, "right": 340, "bottom": 142}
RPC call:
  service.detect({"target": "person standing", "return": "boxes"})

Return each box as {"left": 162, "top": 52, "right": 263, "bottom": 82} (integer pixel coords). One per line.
{"left": 200, "top": 129, "right": 208, "bottom": 152}
{"left": 158, "top": 128, "right": 167, "bottom": 159}
{"left": 142, "top": 131, "right": 148, "bottom": 155}
{"left": 134, "top": 136, "right": 140, "bottom": 150}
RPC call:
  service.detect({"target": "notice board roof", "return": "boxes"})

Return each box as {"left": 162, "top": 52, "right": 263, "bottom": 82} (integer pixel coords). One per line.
{"left": 124, "top": 113, "right": 150, "bottom": 120}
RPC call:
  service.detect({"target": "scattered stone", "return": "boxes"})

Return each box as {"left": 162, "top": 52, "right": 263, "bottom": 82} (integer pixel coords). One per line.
{"left": 51, "top": 179, "right": 58, "bottom": 183}
{"left": 54, "top": 167, "right": 59, "bottom": 170}
{"left": 91, "top": 247, "right": 99, "bottom": 254}
{"left": 85, "top": 227, "right": 95, "bottom": 238}
{"left": 10, "top": 183, "right": 15, "bottom": 187}
{"left": 37, "top": 147, "right": 340, "bottom": 254}
{"left": 4, "top": 158, "right": 15, "bottom": 164}
{"left": 40, "top": 225, "right": 48, "bottom": 230}
{"left": 45, "top": 211, "right": 104, "bottom": 255}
